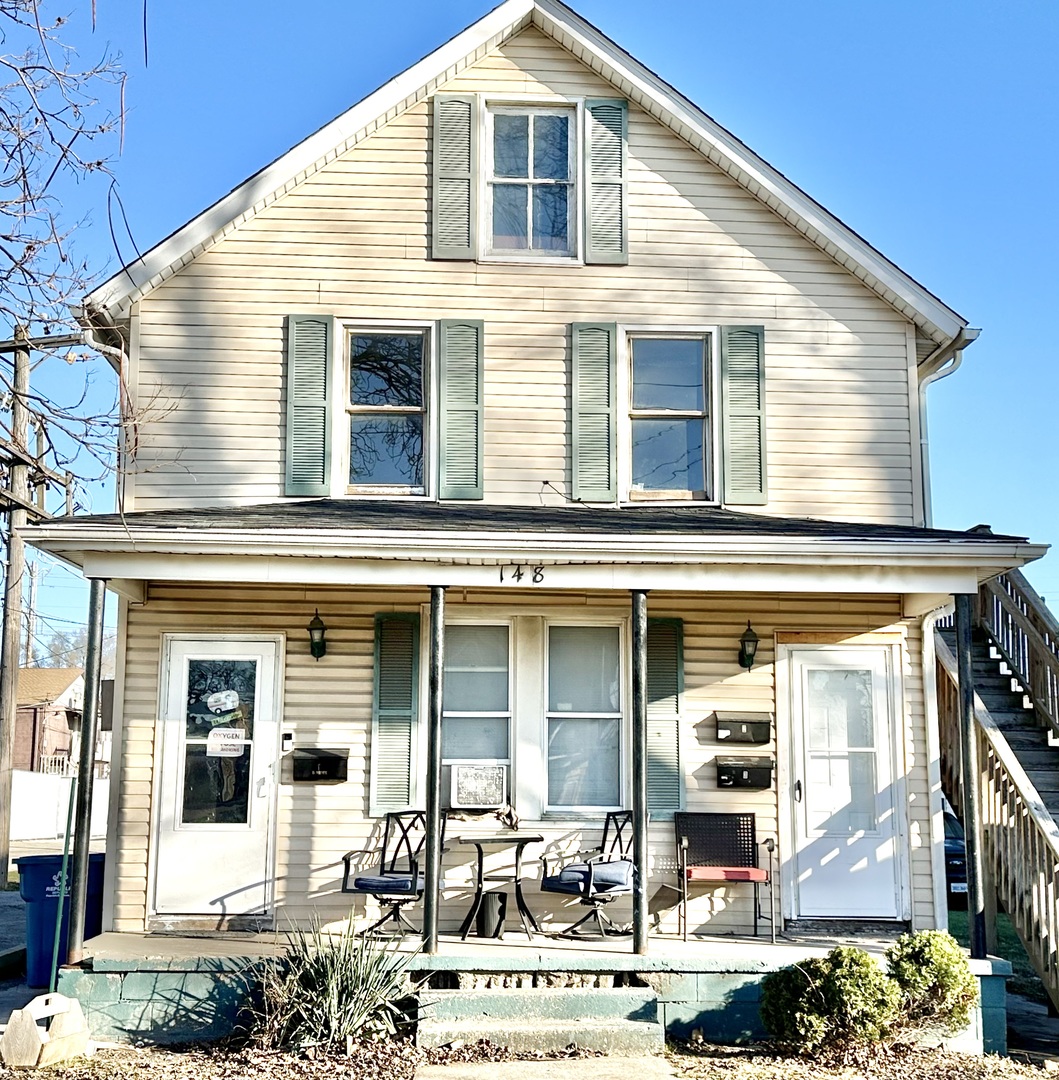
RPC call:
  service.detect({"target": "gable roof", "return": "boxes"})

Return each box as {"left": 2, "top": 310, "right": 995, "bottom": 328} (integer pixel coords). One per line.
{"left": 82, "top": 0, "right": 967, "bottom": 347}
{"left": 17, "top": 667, "right": 84, "bottom": 708}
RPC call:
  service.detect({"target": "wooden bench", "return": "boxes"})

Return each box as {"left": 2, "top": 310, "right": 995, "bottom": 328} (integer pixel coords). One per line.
{"left": 674, "top": 811, "right": 776, "bottom": 943}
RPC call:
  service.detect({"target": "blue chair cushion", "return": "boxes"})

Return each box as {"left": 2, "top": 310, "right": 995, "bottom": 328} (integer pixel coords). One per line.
{"left": 352, "top": 873, "right": 421, "bottom": 895}
{"left": 545, "top": 859, "right": 634, "bottom": 894}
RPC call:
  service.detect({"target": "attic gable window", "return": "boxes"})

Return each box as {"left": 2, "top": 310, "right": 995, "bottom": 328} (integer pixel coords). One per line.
{"left": 629, "top": 335, "right": 712, "bottom": 498}
{"left": 347, "top": 331, "right": 426, "bottom": 492}
{"left": 487, "top": 106, "right": 574, "bottom": 257}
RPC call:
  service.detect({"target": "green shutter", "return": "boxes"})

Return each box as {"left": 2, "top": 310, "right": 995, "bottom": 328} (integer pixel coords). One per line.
{"left": 584, "top": 99, "right": 627, "bottom": 265}
{"left": 571, "top": 322, "right": 617, "bottom": 502}
{"left": 371, "top": 614, "right": 420, "bottom": 811}
{"left": 647, "top": 618, "right": 684, "bottom": 815}
{"left": 432, "top": 94, "right": 477, "bottom": 260}
{"left": 439, "top": 319, "right": 485, "bottom": 500}
{"left": 285, "top": 315, "right": 332, "bottom": 496}
{"left": 721, "top": 325, "right": 767, "bottom": 505}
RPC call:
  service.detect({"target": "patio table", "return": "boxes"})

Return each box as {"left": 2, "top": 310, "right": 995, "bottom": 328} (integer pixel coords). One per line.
{"left": 454, "top": 833, "right": 544, "bottom": 941}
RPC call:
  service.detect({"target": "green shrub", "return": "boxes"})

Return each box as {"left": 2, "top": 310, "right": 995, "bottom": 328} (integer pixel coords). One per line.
{"left": 886, "top": 929, "right": 978, "bottom": 1036}
{"left": 759, "top": 946, "right": 901, "bottom": 1057}
{"left": 248, "top": 915, "right": 417, "bottom": 1054}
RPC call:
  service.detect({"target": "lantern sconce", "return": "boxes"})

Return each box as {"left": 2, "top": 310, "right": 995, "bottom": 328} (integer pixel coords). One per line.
{"left": 308, "top": 610, "right": 327, "bottom": 660}
{"left": 738, "top": 620, "right": 759, "bottom": 671}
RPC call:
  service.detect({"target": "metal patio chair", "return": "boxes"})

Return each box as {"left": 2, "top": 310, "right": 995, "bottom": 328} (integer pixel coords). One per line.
{"left": 342, "top": 810, "right": 445, "bottom": 936}
{"left": 674, "top": 811, "right": 776, "bottom": 943}
{"left": 540, "top": 810, "right": 635, "bottom": 937}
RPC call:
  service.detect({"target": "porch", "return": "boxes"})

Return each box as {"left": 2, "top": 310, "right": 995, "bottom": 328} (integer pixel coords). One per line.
{"left": 55, "top": 928, "right": 1010, "bottom": 1053}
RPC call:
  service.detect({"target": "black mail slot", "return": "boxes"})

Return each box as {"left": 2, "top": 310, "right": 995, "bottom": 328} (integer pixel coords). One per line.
{"left": 292, "top": 748, "right": 348, "bottom": 783}
{"left": 716, "top": 756, "right": 774, "bottom": 790}
{"left": 714, "top": 711, "right": 771, "bottom": 745}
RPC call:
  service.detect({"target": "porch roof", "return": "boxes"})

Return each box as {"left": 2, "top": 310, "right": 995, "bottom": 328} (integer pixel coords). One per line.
{"left": 22, "top": 501, "right": 1045, "bottom": 609}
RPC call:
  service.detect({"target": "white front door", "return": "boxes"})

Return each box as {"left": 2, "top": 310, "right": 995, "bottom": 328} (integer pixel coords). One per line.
{"left": 154, "top": 636, "right": 281, "bottom": 916}
{"left": 788, "top": 646, "right": 903, "bottom": 919}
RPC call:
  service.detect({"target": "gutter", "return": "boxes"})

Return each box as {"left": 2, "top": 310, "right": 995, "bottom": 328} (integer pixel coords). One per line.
{"left": 918, "top": 327, "right": 981, "bottom": 526}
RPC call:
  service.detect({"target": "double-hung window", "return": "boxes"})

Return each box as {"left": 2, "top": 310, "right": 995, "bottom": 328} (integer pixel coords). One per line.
{"left": 546, "top": 624, "right": 622, "bottom": 810}
{"left": 629, "top": 334, "right": 712, "bottom": 498}
{"left": 488, "top": 106, "right": 575, "bottom": 256}
{"left": 347, "top": 330, "right": 426, "bottom": 492}
{"left": 441, "top": 624, "right": 511, "bottom": 806}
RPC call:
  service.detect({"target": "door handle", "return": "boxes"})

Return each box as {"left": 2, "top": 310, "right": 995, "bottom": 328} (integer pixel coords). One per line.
{"left": 794, "top": 780, "right": 802, "bottom": 802}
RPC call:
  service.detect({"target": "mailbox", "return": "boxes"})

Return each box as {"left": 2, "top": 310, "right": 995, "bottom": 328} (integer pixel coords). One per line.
{"left": 716, "top": 756, "right": 774, "bottom": 790}
{"left": 714, "top": 711, "right": 771, "bottom": 745}
{"left": 291, "top": 748, "right": 348, "bottom": 783}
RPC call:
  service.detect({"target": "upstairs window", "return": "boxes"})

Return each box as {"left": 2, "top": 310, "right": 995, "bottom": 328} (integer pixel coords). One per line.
{"left": 347, "top": 330, "right": 426, "bottom": 492}
{"left": 488, "top": 107, "right": 574, "bottom": 256}
{"left": 629, "top": 335, "right": 711, "bottom": 498}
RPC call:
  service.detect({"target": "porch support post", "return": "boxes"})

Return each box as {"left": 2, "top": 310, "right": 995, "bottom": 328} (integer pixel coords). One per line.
{"left": 955, "top": 592, "right": 987, "bottom": 959}
{"left": 422, "top": 585, "right": 446, "bottom": 955}
{"left": 630, "top": 589, "right": 649, "bottom": 954}
{"left": 67, "top": 577, "right": 106, "bottom": 965}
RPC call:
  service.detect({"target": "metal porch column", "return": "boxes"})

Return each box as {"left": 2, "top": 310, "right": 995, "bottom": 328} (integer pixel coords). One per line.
{"left": 631, "top": 590, "right": 649, "bottom": 954}
{"left": 67, "top": 577, "right": 106, "bottom": 964}
{"left": 955, "top": 592, "right": 987, "bottom": 959}
{"left": 422, "top": 585, "right": 446, "bottom": 954}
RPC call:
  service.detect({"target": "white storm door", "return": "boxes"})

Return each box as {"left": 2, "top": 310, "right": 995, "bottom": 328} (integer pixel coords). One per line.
{"left": 154, "top": 636, "right": 281, "bottom": 916}
{"left": 789, "top": 647, "right": 902, "bottom": 918}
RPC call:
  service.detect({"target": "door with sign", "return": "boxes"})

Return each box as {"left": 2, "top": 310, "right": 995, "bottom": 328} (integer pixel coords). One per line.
{"left": 154, "top": 636, "right": 282, "bottom": 916}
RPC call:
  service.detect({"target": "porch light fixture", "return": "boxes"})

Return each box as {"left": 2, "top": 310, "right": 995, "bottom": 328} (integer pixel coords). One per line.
{"left": 738, "top": 621, "right": 759, "bottom": 671}
{"left": 308, "top": 610, "right": 327, "bottom": 660}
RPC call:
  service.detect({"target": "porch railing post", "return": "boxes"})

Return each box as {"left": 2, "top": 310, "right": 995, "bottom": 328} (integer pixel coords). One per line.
{"left": 630, "top": 590, "right": 648, "bottom": 954}
{"left": 955, "top": 591, "right": 987, "bottom": 959}
{"left": 423, "top": 585, "right": 446, "bottom": 954}
{"left": 67, "top": 576, "right": 106, "bottom": 965}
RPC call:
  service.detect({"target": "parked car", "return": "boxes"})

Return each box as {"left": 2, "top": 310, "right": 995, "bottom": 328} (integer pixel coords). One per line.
{"left": 945, "top": 808, "right": 968, "bottom": 908}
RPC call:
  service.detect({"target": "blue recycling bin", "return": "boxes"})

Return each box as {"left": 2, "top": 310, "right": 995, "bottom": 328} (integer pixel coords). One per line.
{"left": 16, "top": 853, "right": 105, "bottom": 988}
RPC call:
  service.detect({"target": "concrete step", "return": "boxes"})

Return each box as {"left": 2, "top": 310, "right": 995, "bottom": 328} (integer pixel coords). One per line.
{"left": 416, "top": 987, "right": 664, "bottom": 1055}
{"left": 416, "top": 1017, "right": 664, "bottom": 1055}
{"left": 421, "top": 987, "right": 658, "bottom": 1023}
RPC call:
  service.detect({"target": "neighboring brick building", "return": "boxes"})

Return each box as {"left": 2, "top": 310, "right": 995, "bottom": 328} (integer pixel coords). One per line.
{"left": 15, "top": 667, "right": 84, "bottom": 772}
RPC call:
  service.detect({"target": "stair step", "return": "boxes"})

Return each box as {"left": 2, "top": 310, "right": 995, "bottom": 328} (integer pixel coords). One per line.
{"left": 416, "top": 1017, "right": 664, "bottom": 1055}
{"left": 420, "top": 988, "right": 658, "bottom": 1023}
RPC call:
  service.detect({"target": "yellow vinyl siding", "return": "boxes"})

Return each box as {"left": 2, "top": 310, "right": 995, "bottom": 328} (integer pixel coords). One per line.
{"left": 128, "top": 27, "right": 918, "bottom": 523}
{"left": 109, "top": 584, "right": 936, "bottom": 935}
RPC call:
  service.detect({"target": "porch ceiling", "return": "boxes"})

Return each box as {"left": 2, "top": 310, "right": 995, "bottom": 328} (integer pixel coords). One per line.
{"left": 21, "top": 501, "right": 1045, "bottom": 602}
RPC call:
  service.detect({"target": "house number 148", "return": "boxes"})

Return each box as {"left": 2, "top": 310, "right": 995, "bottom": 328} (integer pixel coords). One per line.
{"left": 500, "top": 564, "right": 544, "bottom": 584}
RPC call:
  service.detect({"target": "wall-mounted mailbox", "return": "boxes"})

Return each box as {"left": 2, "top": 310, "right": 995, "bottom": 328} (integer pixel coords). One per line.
{"left": 716, "top": 756, "right": 774, "bottom": 790}
{"left": 291, "top": 748, "right": 348, "bottom": 783}
{"left": 714, "top": 711, "right": 771, "bottom": 745}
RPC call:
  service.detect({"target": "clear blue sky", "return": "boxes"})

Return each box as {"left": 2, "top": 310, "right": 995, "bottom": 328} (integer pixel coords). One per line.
{"left": 33, "top": 0, "right": 1059, "bottom": 630}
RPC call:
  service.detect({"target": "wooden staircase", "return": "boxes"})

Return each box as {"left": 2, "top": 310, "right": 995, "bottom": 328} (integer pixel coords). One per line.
{"left": 935, "top": 569, "right": 1059, "bottom": 1011}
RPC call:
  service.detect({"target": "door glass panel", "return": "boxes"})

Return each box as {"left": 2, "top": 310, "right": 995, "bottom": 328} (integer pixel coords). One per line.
{"left": 182, "top": 658, "right": 257, "bottom": 826}
{"left": 806, "top": 752, "right": 877, "bottom": 834}
{"left": 806, "top": 668, "right": 874, "bottom": 749}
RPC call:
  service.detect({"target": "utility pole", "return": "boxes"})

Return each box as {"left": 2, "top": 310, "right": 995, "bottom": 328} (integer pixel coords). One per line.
{"left": 22, "top": 559, "right": 36, "bottom": 667}
{"left": 0, "top": 328, "right": 30, "bottom": 885}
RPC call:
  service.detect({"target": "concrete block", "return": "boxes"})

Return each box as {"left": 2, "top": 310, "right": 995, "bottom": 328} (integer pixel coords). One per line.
{"left": 661, "top": 1000, "right": 766, "bottom": 1044}
{"left": 420, "top": 988, "right": 657, "bottom": 1023}
{"left": 56, "top": 971, "right": 122, "bottom": 1006}
{"left": 696, "top": 973, "right": 763, "bottom": 1005}
{"left": 120, "top": 972, "right": 187, "bottom": 1001}
{"left": 978, "top": 975, "right": 1006, "bottom": 1009}
{"left": 417, "top": 1018, "right": 664, "bottom": 1055}
{"left": 641, "top": 973, "right": 697, "bottom": 1001}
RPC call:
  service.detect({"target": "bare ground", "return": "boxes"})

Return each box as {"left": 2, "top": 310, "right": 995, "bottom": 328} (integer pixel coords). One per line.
{"left": 0, "top": 1039, "right": 1052, "bottom": 1080}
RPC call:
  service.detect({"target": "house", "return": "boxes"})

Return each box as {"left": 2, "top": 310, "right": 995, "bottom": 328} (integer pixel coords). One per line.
{"left": 21, "top": 0, "right": 1042, "bottom": 1046}
{"left": 15, "top": 667, "right": 83, "bottom": 772}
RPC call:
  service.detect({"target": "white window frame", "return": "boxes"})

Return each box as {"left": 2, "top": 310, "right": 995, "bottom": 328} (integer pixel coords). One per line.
{"left": 439, "top": 619, "right": 514, "bottom": 808}
{"left": 617, "top": 325, "right": 722, "bottom": 504}
{"left": 480, "top": 97, "right": 582, "bottom": 264}
{"left": 332, "top": 319, "right": 437, "bottom": 499}
{"left": 415, "top": 608, "right": 629, "bottom": 821}
{"left": 543, "top": 617, "right": 626, "bottom": 815}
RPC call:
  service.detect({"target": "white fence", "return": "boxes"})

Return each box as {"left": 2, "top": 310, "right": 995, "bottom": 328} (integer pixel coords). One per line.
{"left": 9, "top": 770, "right": 109, "bottom": 841}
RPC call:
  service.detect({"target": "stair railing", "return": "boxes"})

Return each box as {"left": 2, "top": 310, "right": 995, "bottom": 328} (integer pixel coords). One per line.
{"left": 936, "top": 631, "right": 1059, "bottom": 1010}
{"left": 979, "top": 569, "right": 1059, "bottom": 741}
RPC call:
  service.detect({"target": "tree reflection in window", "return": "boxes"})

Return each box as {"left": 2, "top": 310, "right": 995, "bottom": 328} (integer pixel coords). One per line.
{"left": 348, "top": 333, "right": 425, "bottom": 487}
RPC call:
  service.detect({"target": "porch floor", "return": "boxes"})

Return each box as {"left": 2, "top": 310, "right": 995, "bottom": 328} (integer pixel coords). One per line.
{"left": 79, "top": 927, "right": 902, "bottom": 972}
